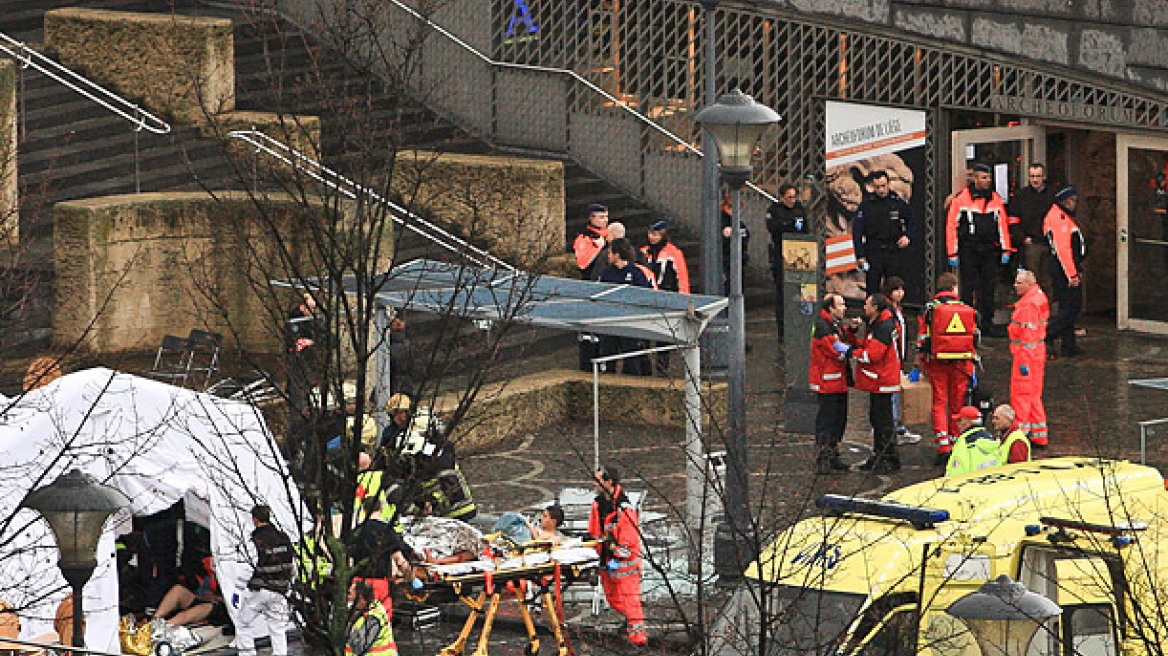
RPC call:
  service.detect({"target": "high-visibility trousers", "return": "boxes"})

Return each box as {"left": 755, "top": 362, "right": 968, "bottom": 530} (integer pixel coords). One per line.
{"left": 924, "top": 360, "right": 972, "bottom": 454}
{"left": 601, "top": 567, "right": 647, "bottom": 645}
{"left": 1010, "top": 352, "right": 1048, "bottom": 445}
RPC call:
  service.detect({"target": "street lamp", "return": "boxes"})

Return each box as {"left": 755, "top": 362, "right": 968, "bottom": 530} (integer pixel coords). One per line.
{"left": 946, "top": 574, "right": 1062, "bottom": 656}
{"left": 695, "top": 89, "right": 780, "bottom": 580}
{"left": 21, "top": 469, "right": 130, "bottom": 648}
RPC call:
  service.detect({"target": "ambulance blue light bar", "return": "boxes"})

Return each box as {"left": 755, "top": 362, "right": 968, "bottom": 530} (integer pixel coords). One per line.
{"left": 1039, "top": 516, "right": 1148, "bottom": 537}
{"left": 817, "top": 494, "right": 950, "bottom": 530}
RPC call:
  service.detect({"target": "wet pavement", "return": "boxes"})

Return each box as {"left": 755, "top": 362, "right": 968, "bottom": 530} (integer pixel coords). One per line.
{"left": 450, "top": 307, "right": 1168, "bottom": 655}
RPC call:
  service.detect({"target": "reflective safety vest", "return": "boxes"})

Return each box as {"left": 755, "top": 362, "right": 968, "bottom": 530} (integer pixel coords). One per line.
{"left": 345, "top": 600, "right": 398, "bottom": 656}
{"left": 999, "top": 429, "right": 1032, "bottom": 464}
{"left": 421, "top": 465, "right": 477, "bottom": 520}
{"left": 355, "top": 471, "right": 402, "bottom": 529}
{"left": 946, "top": 426, "right": 1001, "bottom": 476}
{"left": 929, "top": 301, "right": 977, "bottom": 360}
{"left": 293, "top": 535, "right": 333, "bottom": 585}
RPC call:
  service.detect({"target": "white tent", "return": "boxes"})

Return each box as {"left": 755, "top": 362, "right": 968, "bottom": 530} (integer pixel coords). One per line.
{"left": 0, "top": 368, "right": 303, "bottom": 651}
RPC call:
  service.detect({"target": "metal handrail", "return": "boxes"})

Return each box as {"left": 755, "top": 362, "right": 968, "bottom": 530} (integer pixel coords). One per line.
{"left": 226, "top": 129, "right": 516, "bottom": 271}
{"left": 386, "top": 0, "right": 776, "bottom": 204}
{"left": 0, "top": 30, "right": 171, "bottom": 134}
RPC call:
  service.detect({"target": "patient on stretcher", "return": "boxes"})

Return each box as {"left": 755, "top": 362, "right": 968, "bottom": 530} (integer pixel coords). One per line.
{"left": 401, "top": 516, "right": 484, "bottom": 564}
{"left": 491, "top": 504, "right": 565, "bottom": 548}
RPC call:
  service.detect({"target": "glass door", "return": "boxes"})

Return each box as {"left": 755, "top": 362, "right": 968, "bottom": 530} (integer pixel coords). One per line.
{"left": 951, "top": 125, "right": 1047, "bottom": 202}
{"left": 1117, "top": 135, "right": 1168, "bottom": 334}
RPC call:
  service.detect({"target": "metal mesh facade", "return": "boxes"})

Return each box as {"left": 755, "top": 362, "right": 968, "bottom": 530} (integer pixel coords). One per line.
{"left": 371, "top": 0, "right": 1168, "bottom": 280}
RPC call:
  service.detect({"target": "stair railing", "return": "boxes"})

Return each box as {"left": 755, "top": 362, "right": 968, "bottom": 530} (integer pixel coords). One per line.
{"left": 384, "top": 0, "right": 776, "bottom": 205}
{"left": 227, "top": 129, "right": 516, "bottom": 272}
{"left": 0, "top": 31, "right": 171, "bottom": 135}
{"left": 0, "top": 30, "right": 172, "bottom": 193}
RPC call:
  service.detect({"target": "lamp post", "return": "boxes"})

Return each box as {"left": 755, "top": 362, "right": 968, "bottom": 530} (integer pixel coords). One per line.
{"left": 946, "top": 574, "right": 1062, "bottom": 656}
{"left": 21, "top": 469, "right": 130, "bottom": 648}
{"left": 694, "top": 89, "right": 781, "bottom": 580}
{"left": 698, "top": 0, "right": 721, "bottom": 300}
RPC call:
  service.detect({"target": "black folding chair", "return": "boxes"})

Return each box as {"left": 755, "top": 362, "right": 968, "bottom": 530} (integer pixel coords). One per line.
{"left": 148, "top": 334, "right": 194, "bottom": 386}
{"left": 186, "top": 329, "right": 223, "bottom": 390}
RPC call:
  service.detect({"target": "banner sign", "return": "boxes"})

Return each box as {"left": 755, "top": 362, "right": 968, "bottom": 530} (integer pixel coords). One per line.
{"left": 823, "top": 101, "right": 928, "bottom": 303}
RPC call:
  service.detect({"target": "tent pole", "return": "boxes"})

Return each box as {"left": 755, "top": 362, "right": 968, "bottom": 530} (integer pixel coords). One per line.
{"left": 683, "top": 344, "right": 705, "bottom": 573}
{"left": 593, "top": 360, "right": 601, "bottom": 472}
{"left": 373, "top": 305, "right": 392, "bottom": 433}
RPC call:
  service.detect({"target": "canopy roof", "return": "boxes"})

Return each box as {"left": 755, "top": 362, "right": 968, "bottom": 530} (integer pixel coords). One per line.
{"left": 322, "top": 259, "right": 728, "bottom": 344}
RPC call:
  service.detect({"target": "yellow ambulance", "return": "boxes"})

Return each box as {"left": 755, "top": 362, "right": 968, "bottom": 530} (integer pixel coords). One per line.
{"left": 712, "top": 457, "right": 1168, "bottom": 655}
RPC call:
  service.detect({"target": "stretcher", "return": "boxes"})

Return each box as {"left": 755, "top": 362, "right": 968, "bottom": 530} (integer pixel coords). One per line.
{"left": 410, "top": 541, "right": 600, "bottom": 656}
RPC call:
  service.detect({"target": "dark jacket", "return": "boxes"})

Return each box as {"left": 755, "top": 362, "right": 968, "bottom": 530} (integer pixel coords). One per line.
{"left": 1008, "top": 184, "right": 1056, "bottom": 244}
{"left": 599, "top": 262, "right": 653, "bottom": 288}
{"left": 248, "top": 523, "right": 295, "bottom": 593}
{"left": 349, "top": 518, "right": 411, "bottom": 578}
{"left": 765, "top": 201, "right": 808, "bottom": 242}
{"left": 853, "top": 192, "right": 915, "bottom": 258}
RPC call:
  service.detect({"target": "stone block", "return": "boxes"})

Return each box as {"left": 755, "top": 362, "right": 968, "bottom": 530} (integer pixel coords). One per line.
{"left": 393, "top": 151, "right": 565, "bottom": 267}
{"left": 1127, "top": 28, "right": 1168, "bottom": 68}
{"left": 971, "top": 17, "right": 1069, "bottom": 64}
{"left": 893, "top": 7, "right": 967, "bottom": 42}
{"left": 52, "top": 191, "right": 352, "bottom": 354}
{"left": 432, "top": 369, "right": 727, "bottom": 453}
{"left": 208, "top": 110, "right": 323, "bottom": 169}
{"left": 1133, "top": 0, "right": 1168, "bottom": 28}
{"left": 0, "top": 60, "right": 15, "bottom": 244}
{"left": 1078, "top": 28, "right": 1128, "bottom": 78}
{"left": 789, "top": 0, "right": 890, "bottom": 23}
{"left": 44, "top": 8, "right": 235, "bottom": 124}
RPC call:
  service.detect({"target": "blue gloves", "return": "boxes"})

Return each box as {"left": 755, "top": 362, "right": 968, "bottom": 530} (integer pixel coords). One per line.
{"left": 326, "top": 436, "right": 342, "bottom": 452}
{"left": 795, "top": 218, "right": 805, "bottom": 232}
{"left": 832, "top": 341, "right": 851, "bottom": 354}
{"left": 948, "top": 257, "right": 959, "bottom": 267}
{"left": 607, "top": 560, "right": 621, "bottom": 571}
{"left": 411, "top": 578, "right": 425, "bottom": 591}
{"left": 908, "top": 368, "right": 921, "bottom": 383}
{"left": 1001, "top": 253, "right": 1011, "bottom": 265}
{"left": 231, "top": 593, "right": 240, "bottom": 609}
{"left": 1020, "top": 364, "right": 1030, "bottom": 376}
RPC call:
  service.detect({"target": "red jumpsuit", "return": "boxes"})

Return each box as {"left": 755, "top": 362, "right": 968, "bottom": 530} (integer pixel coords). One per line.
{"left": 917, "top": 292, "right": 976, "bottom": 454}
{"left": 1009, "top": 284, "right": 1049, "bottom": 445}
{"left": 589, "top": 487, "right": 646, "bottom": 645}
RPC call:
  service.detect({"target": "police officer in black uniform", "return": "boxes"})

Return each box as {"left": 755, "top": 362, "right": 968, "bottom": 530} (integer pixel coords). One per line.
{"left": 853, "top": 170, "right": 915, "bottom": 297}
{"left": 765, "top": 183, "right": 809, "bottom": 340}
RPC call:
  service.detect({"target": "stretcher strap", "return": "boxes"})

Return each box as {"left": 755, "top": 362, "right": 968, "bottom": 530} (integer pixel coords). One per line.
{"left": 554, "top": 562, "right": 565, "bottom": 623}
{"left": 485, "top": 570, "right": 494, "bottom": 596}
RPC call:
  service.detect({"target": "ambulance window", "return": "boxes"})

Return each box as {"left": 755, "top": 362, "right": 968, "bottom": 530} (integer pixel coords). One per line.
{"left": 1062, "top": 605, "right": 1117, "bottom": 656}
{"left": 848, "top": 593, "right": 919, "bottom": 656}
{"left": 764, "top": 586, "right": 866, "bottom": 656}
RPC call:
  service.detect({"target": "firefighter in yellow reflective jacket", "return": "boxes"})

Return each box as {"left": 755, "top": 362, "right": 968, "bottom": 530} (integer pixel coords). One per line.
{"left": 945, "top": 406, "right": 1001, "bottom": 476}
{"left": 345, "top": 581, "right": 397, "bottom": 656}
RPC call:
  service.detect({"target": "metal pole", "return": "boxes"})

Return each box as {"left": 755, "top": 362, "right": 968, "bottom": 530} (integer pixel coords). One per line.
{"left": 683, "top": 344, "right": 704, "bottom": 572}
{"left": 373, "top": 305, "right": 392, "bottom": 433}
{"left": 71, "top": 582, "right": 84, "bottom": 648}
{"left": 726, "top": 187, "right": 748, "bottom": 532}
{"left": 593, "top": 360, "right": 600, "bottom": 472}
{"left": 700, "top": 1, "right": 721, "bottom": 296}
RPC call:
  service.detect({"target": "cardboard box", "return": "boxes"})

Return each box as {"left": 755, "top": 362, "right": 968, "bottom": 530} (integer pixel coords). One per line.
{"left": 900, "top": 373, "right": 932, "bottom": 426}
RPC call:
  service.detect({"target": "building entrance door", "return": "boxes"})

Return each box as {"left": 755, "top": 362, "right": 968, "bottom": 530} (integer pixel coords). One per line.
{"left": 1118, "top": 134, "right": 1168, "bottom": 334}
{"left": 951, "top": 125, "right": 1047, "bottom": 200}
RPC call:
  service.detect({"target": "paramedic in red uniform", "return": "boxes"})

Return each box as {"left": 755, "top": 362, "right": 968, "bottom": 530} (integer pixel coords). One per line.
{"left": 916, "top": 272, "right": 978, "bottom": 467}
{"left": 851, "top": 294, "right": 902, "bottom": 473}
{"left": 809, "top": 293, "right": 856, "bottom": 474}
{"left": 588, "top": 465, "right": 647, "bottom": 646}
{"left": 1009, "top": 269, "right": 1050, "bottom": 447}
{"left": 573, "top": 204, "right": 610, "bottom": 371}
{"left": 945, "top": 163, "right": 1013, "bottom": 335}
{"left": 1044, "top": 186, "right": 1087, "bottom": 358}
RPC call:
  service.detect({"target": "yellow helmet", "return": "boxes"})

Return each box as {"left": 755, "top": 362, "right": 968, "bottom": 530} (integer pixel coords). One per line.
{"left": 386, "top": 393, "right": 413, "bottom": 413}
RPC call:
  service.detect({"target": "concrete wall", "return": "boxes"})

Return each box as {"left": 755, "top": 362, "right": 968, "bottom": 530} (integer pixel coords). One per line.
{"left": 0, "top": 60, "right": 15, "bottom": 244}
{"left": 44, "top": 8, "right": 235, "bottom": 124}
{"left": 53, "top": 192, "right": 332, "bottom": 354}
{"left": 430, "top": 369, "right": 727, "bottom": 453}
{"left": 775, "top": 0, "right": 1168, "bottom": 91}
{"left": 394, "top": 151, "right": 566, "bottom": 267}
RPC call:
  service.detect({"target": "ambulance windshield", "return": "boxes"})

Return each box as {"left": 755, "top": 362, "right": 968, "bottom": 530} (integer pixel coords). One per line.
{"left": 709, "top": 584, "right": 866, "bottom": 656}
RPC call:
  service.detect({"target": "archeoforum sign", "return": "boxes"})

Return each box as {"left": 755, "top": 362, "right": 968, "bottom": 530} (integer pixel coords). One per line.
{"left": 989, "top": 94, "right": 1165, "bottom": 129}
